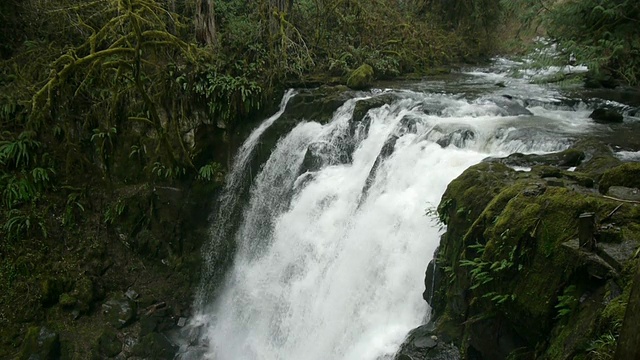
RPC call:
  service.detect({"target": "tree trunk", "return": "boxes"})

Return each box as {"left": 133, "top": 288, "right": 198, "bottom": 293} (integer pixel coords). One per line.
{"left": 195, "top": 0, "right": 216, "bottom": 46}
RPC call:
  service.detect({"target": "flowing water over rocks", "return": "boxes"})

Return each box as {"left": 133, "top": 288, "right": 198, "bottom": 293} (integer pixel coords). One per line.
{"left": 180, "top": 60, "right": 640, "bottom": 360}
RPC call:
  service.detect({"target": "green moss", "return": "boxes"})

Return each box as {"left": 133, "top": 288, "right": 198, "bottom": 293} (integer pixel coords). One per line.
{"left": 59, "top": 293, "right": 77, "bottom": 308}
{"left": 18, "top": 326, "right": 60, "bottom": 360}
{"left": 346, "top": 64, "right": 374, "bottom": 90}
{"left": 599, "top": 162, "right": 640, "bottom": 194}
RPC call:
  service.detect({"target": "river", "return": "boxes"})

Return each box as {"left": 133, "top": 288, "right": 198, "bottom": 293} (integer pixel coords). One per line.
{"left": 181, "top": 59, "right": 639, "bottom": 360}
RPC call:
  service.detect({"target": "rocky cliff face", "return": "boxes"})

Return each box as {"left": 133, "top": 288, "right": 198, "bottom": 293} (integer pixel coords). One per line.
{"left": 397, "top": 139, "right": 640, "bottom": 360}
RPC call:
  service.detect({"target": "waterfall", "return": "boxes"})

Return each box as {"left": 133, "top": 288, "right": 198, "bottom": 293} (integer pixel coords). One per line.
{"left": 189, "top": 68, "right": 598, "bottom": 360}
{"left": 195, "top": 89, "right": 297, "bottom": 311}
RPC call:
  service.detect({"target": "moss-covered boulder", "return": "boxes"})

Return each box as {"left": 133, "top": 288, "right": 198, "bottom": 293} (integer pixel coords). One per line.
{"left": 102, "top": 296, "right": 137, "bottom": 329}
{"left": 419, "top": 141, "right": 640, "bottom": 360}
{"left": 94, "top": 329, "right": 122, "bottom": 358}
{"left": 598, "top": 162, "right": 640, "bottom": 194}
{"left": 131, "top": 332, "right": 177, "bottom": 360}
{"left": 18, "top": 326, "right": 60, "bottom": 360}
{"left": 346, "top": 64, "right": 374, "bottom": 90}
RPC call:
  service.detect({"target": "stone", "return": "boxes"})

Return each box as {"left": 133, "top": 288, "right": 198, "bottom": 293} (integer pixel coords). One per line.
{"left": 491, "top": 96, "right": 533, "bottom": 116}
{"left": 131, "top": 332, "right": 177, "bottom": 360}
{"left": 589, "top": 107, "right": 623, "bottom": 123}
{"left": 394, "top": 323, "right": 461, "bottom": 360}
{"left": 59, "top": 293, "right": 77, "bottom": 308}
{"left": 606, "top": 186, "right": 640, "bottom": 201}
{"left": 18, "top": 326, "right": 61, "bottom": 360}
{"left": 125, "top": 289, "right": 139, "bottom": 300}
{"left": 96, "top": 329, "right": 122, "bottom": 358}
{"left": 599, "top": 162, "right": 640, "bottom": 194}
{"left": 74, "top": 276, "right": 97, "bottom": 313}
{"left": 346, "top": 64, "right": 374, "bottom": 90}
{"left": 177, "top": 317, "right": 187, "bottom": 327}
{"left": 103, "top": 297, "right": 137, "bottom": 329}
{"left": 40, "top": 277, "right": 67, "bottom": 306}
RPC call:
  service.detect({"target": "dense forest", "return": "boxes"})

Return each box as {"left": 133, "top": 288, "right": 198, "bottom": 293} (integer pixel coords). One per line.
{"left": 1, "top": 0, "right": 639, "bottom": 359}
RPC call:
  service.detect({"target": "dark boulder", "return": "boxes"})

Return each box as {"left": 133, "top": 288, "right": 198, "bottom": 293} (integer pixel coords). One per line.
{"left": 18, "top": 326, "right": 61, "bottom": 360}
{"left": 395, "top": 323, "right": 461, "bottom": 360}
{"left": 436, "top": 129, "right": 475, "bottom": 148}
{"left": 131, "top": 332, "right": 177, "bottom": 360}
{"left": 490, "top": 96, "right": 533, "bottom": 116}
{"left": 95, "top": 329, "right": 122, "bottom": 358}
{"left": 102, "top": 296, "right": 137, "bottom": 329}
{"left": 589, "top": 108, "right": 623, "bottom": 123}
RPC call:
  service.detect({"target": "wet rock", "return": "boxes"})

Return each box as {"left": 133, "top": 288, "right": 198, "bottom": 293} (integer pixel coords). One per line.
{"left": 395, "top": 323, "right": 461, "bottom": 360}
{"left": 352, "top": 94, "right": 398, "bottom": 124}
{"left": 486, "top": 148, "right": 585, "bottom": 168}
{"left": 398, "top": 115, "right": 419, "bottom": 135}
{"left": 281, "top": 86, "right": 351, "bottom": 124}
{"left": 103, "top": 297, "right": 137, "bottom": 329}
{"left": 589, "top": 108, "right": 623, "bottom": 123}
{"left": 18, "top": 326, "right": 61, "bottom": 360}
{"left": 177, "top": 317, "right": 188, "bottom": 327}
{"left": 422, "top": 256, "right": 442, "bottom": 308}
{"left": 131, "top": 332, "right": 177, "bottom": 360}
{"left": 95, "top": 329, "right": 122, "bottom": 358}
{"left": 436, "top": 129, "right": 475, "bottom": 148}
{"left": 347, "top": 64, "right": 374, "bottom": 90}
{"left": 360, "top": 134, "right": 398, "bottom": 202}
{"left": 300, "top": 141, "right": 352, "bottom": 173}
{"left": 491, "top": 96, "right": 533, "bottom": 116}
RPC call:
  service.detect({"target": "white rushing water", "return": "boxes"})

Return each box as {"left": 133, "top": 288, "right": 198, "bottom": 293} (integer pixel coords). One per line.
{"left": 189, "top": 67, "right": 601, "bottom": 360}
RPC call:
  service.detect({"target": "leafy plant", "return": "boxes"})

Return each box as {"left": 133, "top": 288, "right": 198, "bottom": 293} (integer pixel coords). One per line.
{"left": 62, "top": 192, "right": 85, "bottom": 227}
{"left": 587, "top": 332, "right": 618, "bottom": 360}
{"left": 555, "top": 285, "right": 579, "bottom": 319}
{"left": 3, "top": 209, "right": 47, "bottom": 241}
{"left": 104, "top": 200, "right": 126, "bottom": 225}
{"left": 197, "top": 163, "right": 223, "bottom": 182}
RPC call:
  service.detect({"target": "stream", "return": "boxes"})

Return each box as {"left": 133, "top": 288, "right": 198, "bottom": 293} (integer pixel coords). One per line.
{"left": 181, "top": 58, "right": 640, "bottom": 360}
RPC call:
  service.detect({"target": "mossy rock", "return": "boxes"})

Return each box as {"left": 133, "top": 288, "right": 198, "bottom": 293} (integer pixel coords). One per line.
{"left": 94, "top": 329, "right": 122, "bottom": 358}
{"left": 41, "top": 277, "right": 71, "bottom": 306}
{"left": 598, "top": 162, "right": 640, "bottom": 194}
{"left": 73, "top": 276, "right": 97, "bottom": 313}
{"left": 18, "top": 326, "right": 61, "bottom": 360}
{"left": 102, "top": 296, "right": 137, "bottom": 329}
{"left": 59, "top": 293, "right": 77, "bottom": 308}
{"left": 352, "top": 93, "right": 398, "bottom": 124}
{"left": 131, "top": 332, "right": 177, "bottom": 360}
{"left": 429, "top": 142, "right": 640, "bottom": 358}
{"left": 346, "top": 64, "right": 374, "bottom": 90}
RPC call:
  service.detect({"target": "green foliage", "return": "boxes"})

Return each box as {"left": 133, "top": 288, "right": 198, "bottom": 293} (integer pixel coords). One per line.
{"left": 192, "top": 70, "right": 263, "bottom": 127}
{"left": 104, "top": 200, "right": 126, "bottom": 225}
{"left": 555, "top": 285, "right": 579, "bottom": 319}
{"left": 502, "top": 0, "right": 640, "bottom": 85}
{"left": 62, "top": 192, "right": 85, "bottom": 228}
{"left": 460, "top": 242, "right": 495, "bottom": 290}
{"left": 3, "top": 209, "right": 47, "bottom": 242}
{"left": 0, "top": 131, "right": 40, "bottom": 168}
{"left": 586, "top": 332, "right": 617, "bottom": 360}
{"left": 197, "top": 163, "right": 223, "bottom": 182}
